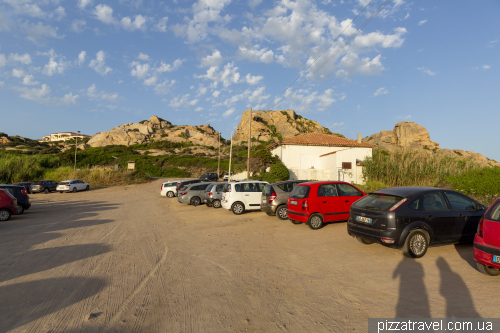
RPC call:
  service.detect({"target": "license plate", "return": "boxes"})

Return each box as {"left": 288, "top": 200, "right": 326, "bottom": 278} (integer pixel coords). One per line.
{"left": 493, "top": 255, "right": 500, "bottom": 264}
{"left": 356, "top": 216, "right": 372, "bottom": 224}
{"left": 262, "top": 199, "right": 266, "bottom": 203}
{"left": 290, "top": 200, "right": 298, "bottom": 205}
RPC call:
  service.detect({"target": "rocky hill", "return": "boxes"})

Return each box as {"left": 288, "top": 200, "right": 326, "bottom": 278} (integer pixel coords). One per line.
{"left": 232, "top": 110, "right": 336, "bottom": 144}
{"left": 364, "top": 121, "right": 499, "bottom": 167}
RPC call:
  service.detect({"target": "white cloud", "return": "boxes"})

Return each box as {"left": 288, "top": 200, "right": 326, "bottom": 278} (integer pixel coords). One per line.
{"left": 78, "top": 0, "right": 93, "bottom": 9}
{"left": 200, "top": 49, "right": 223, "bottom": 67}
{"left": 54, "top": 6, "right": 66, "bottom": 20}
{"left": 236, "top": 45, "right": 274, "bottom": 64}
{"left": 195, "top": 106, "right": 204, "bottom": 112}
{"left": 351, "top": 28, "right": 407, "bottom": 50}
{"left": 71, "top": 20, "right": 87, "bottom": 33}
{"left": 16, "top": 84, "right": 51, "bottom": 102}
{"left": 18, "top": 21, "right": 64, "bottom": 43}
{"left": 61, "top": 92, "right": 79, "bottom": 105}
{"left": 130, "top": 62, "right": 150, "bottom": 79}
{"left": 154, "top": 17, "right": 168, "bottom": 32}
{"left": 12, "top": 69, "right": 26, "bottom": 78}
{"left": 89, "top": 50, "right": 112, "bottom": 75}
{"left": 195, "top": 62, "right": 241, "bottom": 88}
{"left": 418, "top": 20, "right": 427, "bottom": 26}
{"left": 9, "top": 53, "right": 32, "bottom": 65}
{"left": 87, "top": 84, "right": 119, "bottom": 102}
{"left": 22, "top": 75, "right": 39, "bottom": 86}
{"left": 417, "top": 67, "right": 436, "bottom": 76}
{"left": 279, "top": 87, "right": 337, "bottom": 113}
{"left": 197, "top": 86, "right": 207, "bottom": 96}
{"left": 336, "top": 54, "right": 384, "bottom": 77}
{"left": 0, "top": 54, "right": 7, "bottom": 67}
{"left": 94, "top": 4, "right": 116, "bottom": 25}
{"left": 245, "top": 73, "right": 263, "bottom": 85}
{"left": 169, "top": 94, "right": 197, "bottom": 107}
{"left": 483, "top": 65, "right": 490, "bottom": 70}
{"left": 331, "top": 122, "right": 345, "bottom": 128}
{"left": 78, "top": 51, "right": 86, "bottom": 66}
{"left": 144, "top": 76, "right": 157, "bottom": 86}
{"left": 249, "top": 0, "right": 262, "bottom": 8}
{"left": 154, "top": 80, "right": 175, "bottom": 95}
{"left": 121, "top": 15, "right": 147, "bottom": 31}
{"left": 137, "top": 53, "right": 149, "bottom": 61}
{"left": 38, "top": 49, "right": 69, "bottom": 76}
{"left": 212, "top": 90, "right": 220, "bottom": 98}
{"left": 223, "top": 107, "right": 235, "bottom": 117}
{"left": 156, "top": 59, "right": 184, "bottom": 73}
{"left": 373, "top": 87, "right": 388, "bottom": 97}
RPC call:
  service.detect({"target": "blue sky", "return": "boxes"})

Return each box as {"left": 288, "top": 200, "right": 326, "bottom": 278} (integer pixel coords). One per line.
{"left": 1, "top": 0, "right": 499, "bottom": 160}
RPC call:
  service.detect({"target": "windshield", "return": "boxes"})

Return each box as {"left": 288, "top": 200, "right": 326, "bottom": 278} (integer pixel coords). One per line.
{"left": 352, "top": 193, "right": 404, "bottom": 211}
{"left": 290, "top": 185, "right": 310, "bottom": 199}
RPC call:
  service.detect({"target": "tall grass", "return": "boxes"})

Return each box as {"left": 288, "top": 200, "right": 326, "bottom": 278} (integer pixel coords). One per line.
{"left": 0, "top": 153, "right": 61, "bottom": 183}
{"left": 363, "top": 148, "right": 481, "bottom": 187}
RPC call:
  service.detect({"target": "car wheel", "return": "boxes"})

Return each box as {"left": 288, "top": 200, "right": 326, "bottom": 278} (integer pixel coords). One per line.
{"left": 190, "top": 196, "right": 201, "bottom": 206}
{"left": 44, "top": 188, "right": 49, "bottom": 194}
{"left": 276, "top": 205, "right": 288, "bottom": 220}
{"left": 86, "top": 185, "right": 90, "bottom": 191}
{"left": 402, "top": 229, "right": 429, "bottom": 258}
{"left": 212, "top": 200, "right": 221, "bottom": 209}
{"left": 356, "top": 237, "right": 374, "bottom": 245}
{"left": 0, "top": 209, "right": 11, "bottom": 221}
{"left": 167, "top": 191, "right": 174, "bottom": 198}
{"left": 16, "top": 205, "right": 24, "bottom": 215}
{"left": 72, "top": 187, "right": 77, "bottom": 193}
{"left": 290, "top": 219, "right": 302, "bottom": 224}
{"left": 308, "top": 213, "right": 324, "bottom": 230}
{"left": 477, "top": 262, "right": 500, "bottom": 276}
{"left": 231, "top": 202, "right": 244, "bottom": 215}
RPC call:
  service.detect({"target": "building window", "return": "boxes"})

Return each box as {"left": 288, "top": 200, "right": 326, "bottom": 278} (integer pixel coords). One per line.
{"left": 342, "top": 162, "right": 352, "bottom": 170}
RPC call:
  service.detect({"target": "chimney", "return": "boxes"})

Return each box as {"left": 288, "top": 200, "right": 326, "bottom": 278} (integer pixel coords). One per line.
{"left": 357, "top": 134, "right": 362, "bottom": 144}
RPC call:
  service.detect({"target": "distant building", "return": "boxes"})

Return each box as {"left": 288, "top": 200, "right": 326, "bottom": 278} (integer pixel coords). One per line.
{"left": 39, "top": 132, "right": 91, "bottom": 142}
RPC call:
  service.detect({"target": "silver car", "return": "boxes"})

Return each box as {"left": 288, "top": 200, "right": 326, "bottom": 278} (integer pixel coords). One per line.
{"left": 203, "top": 183, "right": 225, "bottom": 208}
{"left": 177, "top": 182, "right": 216, "bottom": 205}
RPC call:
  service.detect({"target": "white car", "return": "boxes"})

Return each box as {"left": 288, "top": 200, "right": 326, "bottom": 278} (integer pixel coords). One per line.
{"left": 221, "top": 180, "right": 269, "bottom": 215}
{"left": 56, "top": 179, "right": 90, "bottom": 193}
{"left": 161, "top": 180, "right": 186, "bottom": 198}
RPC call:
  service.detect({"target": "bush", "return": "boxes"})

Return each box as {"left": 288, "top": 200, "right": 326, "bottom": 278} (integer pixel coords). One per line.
{"left": 261, "top": 160, "right": 289, "bottom": 183}
{"left": 445, "top": 168, "right": 500, "bottom": 198}
{"left": 0, "top": 153, "right": 62, "bottom": 183}
{"left": 162, "top": 167, "right": 190, "bottom": 178}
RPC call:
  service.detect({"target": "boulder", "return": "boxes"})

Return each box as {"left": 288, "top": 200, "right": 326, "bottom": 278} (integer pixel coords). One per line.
{"left": 0, "top": 136, "right": 10, "bottom": 144}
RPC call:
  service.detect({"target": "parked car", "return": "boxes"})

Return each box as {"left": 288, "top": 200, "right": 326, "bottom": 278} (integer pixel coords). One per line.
{"left": 261, "top": 180, "right": 308, "bottom": 220}
{"left": 56, "top": 180, "right": 90, "bottom": 193}
{"left": 161, "top": 180, "right": 187, "bottom": 197}
{"left": 203, "top": 183, "right": 225, "bottom": 208}
{"left": 30, "top": 180, "right": 58, "bottom": 194}
{"left": 474, "top": 197, "right": 500, "bottom": 276}
{"left": 0, "top": 184, "right": 31, "bottom": 214}
{"left": 177, "top": 182, "right": 216, "bottom": 205}
{"left": 176, "top": 179, "right": 209, "bottom": 195}
{"left": 347, "top": 187, "right": 486, "bottom": 258}
{"left": 223, "top": 172, "right": 235, "bottom": 181}
{"left": 221, "top": 180, "right": 269, "bottom": 215}
{"left": 200, "top": 172, "right": 219, "bottom": 182}
{"left": 287, "top": 181, "right": 365, "bottom": 230}
{"left": 13, "top": 182, "right": 33, "bottom": 194}
{"left": 0, "top": 188, "right": 18, "bottom": 221}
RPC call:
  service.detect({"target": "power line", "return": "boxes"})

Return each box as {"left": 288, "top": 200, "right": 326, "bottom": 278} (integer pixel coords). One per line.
{"left": 269, "top": 0, "right": 392, "bottom": 110}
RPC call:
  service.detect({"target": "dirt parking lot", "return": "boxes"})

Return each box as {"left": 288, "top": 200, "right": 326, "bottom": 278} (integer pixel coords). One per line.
{"left": 0, "top": 178, "right": 497, "bottom": 332}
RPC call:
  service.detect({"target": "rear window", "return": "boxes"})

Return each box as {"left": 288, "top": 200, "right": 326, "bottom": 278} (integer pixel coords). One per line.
{"left": 352, "top": 193, "right": 404, "bottom": 211}
{"left": 486, "top": 200, "right": 500, "bottom": 222}
{"left": 59, "top": 181, "right": 70, "bottom": 185}
{"left": 223, "top": 184, "right": 231, "bottom": 192}
{"left": 277, "top": 182, "right": 300, "bottom": 192}
{"left": 290, "top": 185, "right": 311, "bottom": 199}
{"left": 263, "top": 185, "right": 273, "bottom": 195}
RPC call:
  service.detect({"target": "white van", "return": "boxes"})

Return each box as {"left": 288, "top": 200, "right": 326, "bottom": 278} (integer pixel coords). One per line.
{"left": 160, "top": 180, "right": 187, "bottom": 197}
{"left": 221, "top": 180, "right": 269, "bottom": 215}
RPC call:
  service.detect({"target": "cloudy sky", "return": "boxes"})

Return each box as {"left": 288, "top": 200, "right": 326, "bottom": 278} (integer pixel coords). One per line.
{"left": 1, "top": 0, "right": 499, "bottom": 160}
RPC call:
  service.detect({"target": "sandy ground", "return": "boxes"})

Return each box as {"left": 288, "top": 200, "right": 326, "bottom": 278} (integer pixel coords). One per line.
{"left": 0, "top": 178, "right": 497, "bottom": 333}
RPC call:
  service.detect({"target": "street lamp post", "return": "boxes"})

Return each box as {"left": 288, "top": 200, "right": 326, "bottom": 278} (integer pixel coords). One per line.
{"left": 74, "top": 131, "right": 80, "bottom": 171}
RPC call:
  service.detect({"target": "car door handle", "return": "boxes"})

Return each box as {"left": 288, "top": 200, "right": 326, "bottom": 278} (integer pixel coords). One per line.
{"left": 345, "top": 200, "right": 350, "bottom": 203}
{"left": 245, "top": 194, "right": 250, "bottom": 196}
{"left": 323, "top": 201, "right": 327, "bottom": 203}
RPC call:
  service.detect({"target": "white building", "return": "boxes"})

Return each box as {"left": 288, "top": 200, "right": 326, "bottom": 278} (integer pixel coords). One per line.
{"left": 267, "top": 133, "right": 377, "bottom": 184}
{"left": 40, "top": 132, "right": 91, "bottom": 142}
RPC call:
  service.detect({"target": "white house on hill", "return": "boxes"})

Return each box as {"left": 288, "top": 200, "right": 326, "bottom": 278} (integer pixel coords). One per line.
{"left": 266, "top": 133, "right": 377, "bottom": 184}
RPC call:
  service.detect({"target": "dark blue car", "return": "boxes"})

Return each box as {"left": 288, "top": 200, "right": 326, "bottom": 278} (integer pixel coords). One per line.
{"left": 0, "top": 184, "right": 31, "bottom": 214}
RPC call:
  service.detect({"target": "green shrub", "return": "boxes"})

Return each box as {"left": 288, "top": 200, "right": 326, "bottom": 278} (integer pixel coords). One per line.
{"left": 261, "top": 160, "right": 289, "bottom": 183}
{"left": 163, "top": 166, "right": 190, "bottom": 178}
{"left": 445, "top": 168, "right": 500, "bottom": 198}
{"left": 161, "top": 133, "right": 168, "bottom": 138}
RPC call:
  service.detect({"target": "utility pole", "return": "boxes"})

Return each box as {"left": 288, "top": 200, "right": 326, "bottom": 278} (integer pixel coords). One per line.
{"left": 247, "top": 107, "right": 252, "bottom": 180}
{"left": 74, "top": 131, "right": 80, "bottom": 171}
{"left": 228, "top": 132, "right": 233, "bottom": 182}
{"left": 217, "top": 132, "right": 220, "bottom": 180}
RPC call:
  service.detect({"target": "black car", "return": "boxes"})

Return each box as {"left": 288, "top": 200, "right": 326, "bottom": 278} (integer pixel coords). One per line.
{"left": 13, "top": 182, "right": 33, "bottom": 194}
{"left": 0, "top": 184, "right": 31, "bottom": 214}
{"left": 175, "top": 179, "right": 209, "bottom": 194}
{"left": 347, "top": 187, "right": 487, "bottom": 258}
{"left": 200, "top": 172, "right": 219, "bottom": 182}
{"left": 30, "top": 180, "right": 58, "bottom": 194}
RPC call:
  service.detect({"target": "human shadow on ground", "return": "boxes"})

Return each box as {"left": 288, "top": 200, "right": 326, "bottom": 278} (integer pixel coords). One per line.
{"left": 0, "top": 277, "right": 106, "bottom": 332}
{"left": 393, "top": 257, "right": 431, "bottom": 318}
{"left": 436, "top": 257, "right": 481, "bottom": 318}
{"left": 0, "top": 243, "right": 111, "bottom": 283}
{"left": 453, "top": 244, "right": 476, "bottom": 270}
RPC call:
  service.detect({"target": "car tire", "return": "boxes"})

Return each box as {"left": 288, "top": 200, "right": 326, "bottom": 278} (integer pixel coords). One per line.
{"left": 72, "top": 187, "right": 77, "bottom": 193}
{"left": 212, "top": 200, "right": 221, "bottom": 209}
{"left": 190, "top": 196, "right": 201, "bottom": 206}
{"left": 231, "top": 202, "right": 244, "bottom": 215}
{"left": 308, "top": 213, "right": 324, "bottom": 230}
{"left": 59, "top": 191, "right": 64, "bottom": 194}
{"left": 167, "top": 191, "right": 174, "bottom": 198}
{"left": 290, "top": 219, "right": 302, "bottom": 224}
{"left": 0, "top": 209, "right": 11, "bottom": 221}
{"left": 16, "top": 205, "right": 24, "bottom": 215}
{"left": 402, "top": 229, "right": 429, "bottom": 258}
{"left": 477, "top": 262, "right": 500, "bottom": 276}
{"left": 356, "top": 237, "right": 374, "bottom": 245}
{"left": 276, "top": 205, "right": 288, "bottom": 220}
{"left": 86, "top": 185, "right": 90, "bottom": 191}
{"left": 44, "top": 188, "right": 49, "bottom": 194}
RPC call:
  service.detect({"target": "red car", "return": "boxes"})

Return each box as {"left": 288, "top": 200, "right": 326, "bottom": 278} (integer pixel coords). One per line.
{"left": 0, "top": 188, "right": 18, "bottom": 221}
{"left": 473, "top": 197, "right": 500, "bottom": 276}
{"left": 287, "top": 181, "right": 366, "bottom": 230}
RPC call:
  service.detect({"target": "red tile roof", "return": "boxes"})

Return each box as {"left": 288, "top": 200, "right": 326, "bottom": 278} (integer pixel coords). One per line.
{"left": 266, "top": 133, "right": 377, "bottom": 150}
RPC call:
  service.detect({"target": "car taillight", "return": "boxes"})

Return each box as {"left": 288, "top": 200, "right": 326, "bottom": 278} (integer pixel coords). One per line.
{"left": 209, "top": 192, "right": 213, "bottom": 197}
{"left": 181, "top": 192, "right": 187, "bottom": 196}
{"left": 269, "top": 193, "right": 277, "bottom": 204}
{"left": 161, "top": 184, "right": 163, "bottom": 190}
{"left": 302, "top": 200, "right": 309, "bottom": 210}
{"left": 388, "top": 198, "right": 408, "bottom": 212}
{"left": 22, "top": 188, "right": 27, "bottom": 195}
{"left": 381, "top": 238, "right": 395, "bottom": 243}
{"left": 477, "top": 215, "right": 485, "bottom": 238}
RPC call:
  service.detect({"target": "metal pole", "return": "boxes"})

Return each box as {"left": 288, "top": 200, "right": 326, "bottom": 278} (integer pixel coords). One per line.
{"left": 247, "top": 107, "right": 252, "bottom": 180}
{"left": 228, "top": 132, "right": 233, "bottom": 182}
{"left": 217, "top": 132, "right": 220, "bottom": 180}
{"left": 74, "top": 136, "right": 78, "bottom": 171}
